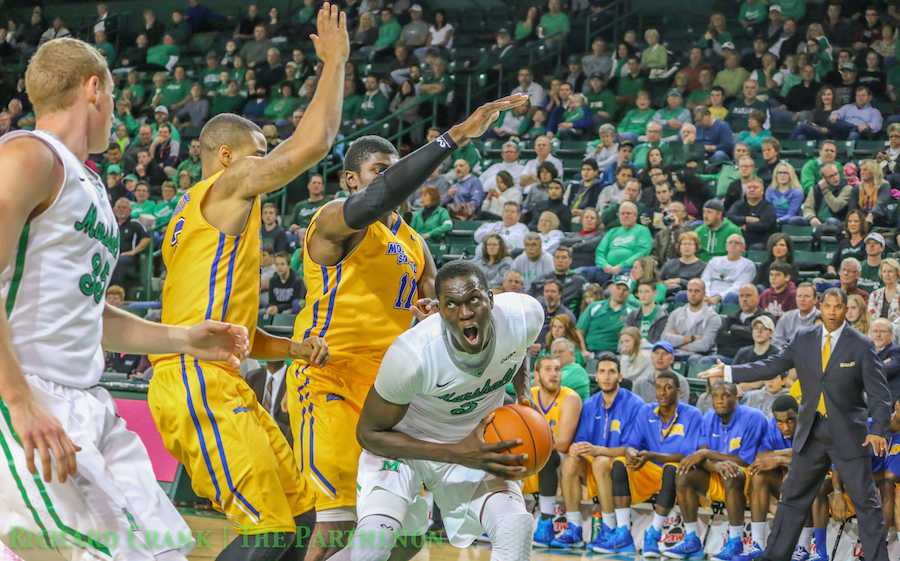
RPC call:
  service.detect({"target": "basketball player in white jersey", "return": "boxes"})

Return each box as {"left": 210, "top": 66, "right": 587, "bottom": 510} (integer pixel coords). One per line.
{"left": 327, "top": 260, "right": 544, "bottom": 561}
{"left": 0, "top": 38, "right": 249, "bottom": 560}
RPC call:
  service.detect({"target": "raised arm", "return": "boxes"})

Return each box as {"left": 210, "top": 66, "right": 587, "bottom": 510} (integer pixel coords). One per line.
{"left": 309, "top": 95, "right": 528, "bottom": 265}
{"left": 214, "top": 4, "right": 349, "bottom": 200}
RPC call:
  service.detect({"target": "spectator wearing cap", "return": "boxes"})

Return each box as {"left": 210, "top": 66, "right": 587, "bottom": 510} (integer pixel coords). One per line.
{"left": 562, "top": 54, "right": 586, "bottom": 93}
{"left": 695, "top": 199, "right": 742, "bottom": 261}
{"left": 582, "top": 37, "right": 612, "bottom": 80}
{"left": 860, "top": 232, "right": 886, "bottom": 290}
{"left": 801, "top": 161, "right": 851, "bottom": 229}
{"left": 726, "top": 176, "right": 777, "bottom": 248}
{"left": 734, "top": 313, "right": 782, "bottom": 381}
{"left": 701, "top": 233, "right": 756, "bottom": 305}
{"left": 759, "top": 261, "right": 797, "bottom": 319}
{"left": 868, "top": 258, "right": 900, "bottom": 322}
{"left": 714, "top": 51, "right": 750, "bottom": 99}
{"left": 584, "top": 75, "right": 617, "bottom": 126}
{"left": 151, "top": 104, "right": 181, "bottom": 142}
{"left": 833, "top": 62, "right": 859, "bottom": 107}
{"left": 651, "top": 89, "right": 691, "bottom": 141}
{"left": 564, "top": 159, "right": 603, "bottom": 222}
{"left": 593, "top": 201, "right": 652, "bottom": 279}
{"left": 632, "top": 341, "right": 691, "bottom": 403}
{"left": 694, "top": 106, "right": 735, "bottom": 167}
{"left": 771, "top": 282, "right": 819, "bottom": 349}
{"left": 577, "top": 275, "right": 637, "bottom": 354}
{"left": 727, "top": 79, "right": 770, "bottom": 133}
{"left": 105, "top": 164, "right": 128, "bottom": 202}
{"left": 401, "top": 5, "right": 429, "bottom": 48}
{"left": 828, "top": 85, "right": 883, "bottom": 140}
{"left": 661, "top": 278, "right": 722, "bottom": 358}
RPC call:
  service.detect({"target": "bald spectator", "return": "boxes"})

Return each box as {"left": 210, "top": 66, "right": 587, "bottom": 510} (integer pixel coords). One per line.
{"left": 519, "top": 135, "right": 563, "bottom": 189}
{"left": 512, "top": 233, "right": 554, "bottom": 292}
{"left": 716, "top": 284, "right": 769, "bottom": 359}
{"left": 726, "top": 79, "right": 769, "bottom": 133}
{"left": 474, "top": 201, "right": 529, "bottom": 253}
{"left": 111, "top": 198, "right": 150, "bottom": 288}
{"left": 772, "top": 282, "right": 819, "bottom": 348}
{"left": 661, "top": 278, "right": 722, "bottom": 356}
{"left": 701, "top": 234, "right": 756, "bottom": 305}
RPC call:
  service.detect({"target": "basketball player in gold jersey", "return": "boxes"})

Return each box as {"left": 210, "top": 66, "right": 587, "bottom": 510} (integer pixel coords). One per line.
{"left": 288, "top": 93, "right": 529, "bottom": 560}
{"left": 146, "top": 5, "right": 347, "bottom": 560}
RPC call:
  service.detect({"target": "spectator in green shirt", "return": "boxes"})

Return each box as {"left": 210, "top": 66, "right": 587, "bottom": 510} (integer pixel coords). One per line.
{"left": 155, "top": 66, "right": 191, "bottom": 110}
{"left": 131, "top": 182, "right": 156, "bottom": 221}
{"left": 167, "top": 10, "right": 191, "bottom": 45}
{"left": 354, "top": 75, "right": 389, "bottom": 127}
{"left": 616, "top": 57, "right": 646, "bottom": 108}
{"left": 550, "top": 337, "right": 589, "bottom": 400}
{"left": 632, "top": 121, "right": 672, "bottom": 169}
{"left": 420, "top": 58, "right": 454, "bottom": 106}
{"left": 617, "top": 90, "right": 655, "bottom": 142}
{"left": 739, "top": 0, "right": 768, "bottom": 35}
{"left": 515, "top": 6, "right": 539, "bottom": 42}
{"left": 652, "top": 89, "right": 692, "bottom": 140}
{"left": 210, "top": 80, "right": 246, "bottom": 116}
{"left": 577, "top": 276, "right": 637, "bottom": 353}
{"left": 263, "top": 82, "right": 301, "bottom": 125}
{"left": 539, "top": 0, "right": 570, "bottom": 43}
{"left": 410, "top": 186, "right": 453, "bottom": 242}
{"left": 695, "top": 199, "right": 743, "bottom": 261}
{"left": 800, "top": 140, "right": 842, "bottom": 193}
{"left": 153, "top": 181, "right": 180, "bottom": 229}
{"left": 713, "top": 52, "right": 751, "bottom": 99}
{"left": 288, "top": 174, "right": 331, "bottom": 237}
{"left": 595, "top": 201, "right": 653, "bottom": 275}
{"left": 93, "top": 30, "right": 116, "bottom": 65}
{"left": 641, "top": 28, "right": 667, "bottom": 71}
{"left": 175, "top": 140, "right": 202, "bottom": 184}
{"left": 146, "top": 34, "right": 180, "bottom": 69}
{"left": 366, "top": 8, "right": 401, "bottom": 58}
{"left": 584, "top": 74, "right": 617, "bottom": 123}
{"left": 341, "top": 77, "right": 363, "bottom": 129}
{"left": 776, "top": 0, "right": 806, "bottom": 22}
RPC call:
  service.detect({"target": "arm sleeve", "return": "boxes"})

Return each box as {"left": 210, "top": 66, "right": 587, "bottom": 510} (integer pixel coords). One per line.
{"left": 373, "top": 340, "right": 424, "bottom": 405}
{"left": 787, "top": 189, "right": 804, "bottom": 218}
{"left": 823, "top": 185, "right": 851, "bottom": 213}
{"left": 738, "top": 415, "right": 766, "bottom": 465}
{"left": 342, "top": 133, "right": 457, "bottom": 230}
{"left": 682, "top": 313, "right": 722, "bottom": 353}
{"left": 661, "top": 311, "right": 688, "bottom": 348}
{"left": 727, "top": 342, "right": 796, "bottom": 384}
{"left": 594, "top": 233, "right": 611, "bottom": 268}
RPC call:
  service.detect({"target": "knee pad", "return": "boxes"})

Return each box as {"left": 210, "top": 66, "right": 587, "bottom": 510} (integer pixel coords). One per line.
{"left": 612, "top": 459, "right": 630, "bottom": 498}
{"left": 348, "top": 514, "right": 402, "bottom": 561}
{"left": 487, "top": 511, "right": 534, "bottom": 561}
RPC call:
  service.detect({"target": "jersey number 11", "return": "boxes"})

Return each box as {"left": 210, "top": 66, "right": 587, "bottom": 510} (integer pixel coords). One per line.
{"left": 394, "top": 272, "right": 417, "bottom": 310}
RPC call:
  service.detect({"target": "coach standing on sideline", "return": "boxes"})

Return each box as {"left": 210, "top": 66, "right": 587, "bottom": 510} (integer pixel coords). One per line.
{"left": 701, "top": 287, "right": 892, "bottom": 561}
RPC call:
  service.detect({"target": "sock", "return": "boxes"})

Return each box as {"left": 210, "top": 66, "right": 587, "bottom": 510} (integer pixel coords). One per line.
{"left": 567, "top": 511, "right": 583, "bottom": 527}
{"left": 685, "top": 522, "right": 699, "bottom": 536}
{"left": 539, "top": 496, "right": 556, "bottom": 517}
{"left": 615, "top": 508, "right": 631, "bottom": 529}
{"left": 799, "top": 527, "right": 813, "bottom": 548}
{"left": 729, "top": 525, "right": 743, "bottom": 539}
{"left": 602, "top": 512, "right": 616, "bottom": 528}
{"left": 751, "top": 521, "right": 767, "bottom": 545}
{"left": 814, "top": 528, "right": 827, "bottom": 550}
{"left": 651, "top": 513, "right": 666, "bottom": 531}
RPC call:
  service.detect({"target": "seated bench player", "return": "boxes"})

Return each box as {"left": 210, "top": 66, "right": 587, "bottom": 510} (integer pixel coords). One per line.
{"left": 665, "top": 382, "right": 767, "bottom": 561}
{"left": 528, "top": 355, "right": 583, "bottom": 546}
{"left": 595, "top": 371, "right": 703, "bottom": 556}
{"left": 553, "top": 352, "right": 645, "bottom": 549}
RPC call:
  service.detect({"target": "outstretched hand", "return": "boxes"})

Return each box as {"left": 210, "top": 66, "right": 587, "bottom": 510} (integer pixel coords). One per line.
{"left": 448, "top": 94, "right": 530, "bottom": 147}
{"left": 698, "top": 360, "right": 726, "bottom": 382}
{"left": 183, "top": 320, "right": 250, "bottom": 369}
{"left": 310, "top": 2, "right": 349, "bottom": 66}
{"left": 863, "top": 434, "right": 887, "bottom": 456}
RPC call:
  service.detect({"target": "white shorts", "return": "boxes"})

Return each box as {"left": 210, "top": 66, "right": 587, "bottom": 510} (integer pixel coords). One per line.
{"left": 0, "top": 376, "right": 193, "bottom": 561}
{"left": 356, "top": 449, "right": 524, "bottom": 547}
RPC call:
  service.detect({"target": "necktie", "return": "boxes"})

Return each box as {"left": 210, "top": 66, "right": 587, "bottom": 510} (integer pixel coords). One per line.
{"left": 263, "top": 375, "right": 274, "bottom": 414}
{"left": 818, "top": 333, "right": 831, "bottom": 416}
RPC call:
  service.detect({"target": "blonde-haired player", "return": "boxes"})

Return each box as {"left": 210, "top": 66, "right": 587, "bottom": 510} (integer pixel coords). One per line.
{"left": 146, "top": 5, "right": 347, "bottom": 560}
{"left": 0, "top": 38, "right": 248, "bottom": 561}
{"left": 526, "top": 355, "right": 582, "bottom": 547}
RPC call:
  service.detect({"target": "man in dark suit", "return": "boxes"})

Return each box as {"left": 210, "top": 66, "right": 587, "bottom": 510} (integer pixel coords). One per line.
{"left": 246, "top": 360, "right": 292, "bottom": 446}
{"left": 702, "top": 287, "right": 892, "bottom": 561}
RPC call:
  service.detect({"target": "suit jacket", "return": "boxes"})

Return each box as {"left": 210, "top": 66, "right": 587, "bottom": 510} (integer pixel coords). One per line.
{"left": 876, "top": 343, "right": 900, "bottom": 400}
{"left": 245, "top": 367, "right": 292, "bottom": 447}
{"left": 730, "top": 324, "right": 891, "bottom": 460}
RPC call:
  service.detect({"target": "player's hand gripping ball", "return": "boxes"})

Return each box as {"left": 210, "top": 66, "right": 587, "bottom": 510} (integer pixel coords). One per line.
{"left": 483, "top": 404, "right": 553, "bottom": 479}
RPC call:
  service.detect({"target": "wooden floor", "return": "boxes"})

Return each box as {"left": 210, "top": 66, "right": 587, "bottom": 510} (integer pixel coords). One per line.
{"left": 184, "top": 514, "right": 639, "bottom": 560}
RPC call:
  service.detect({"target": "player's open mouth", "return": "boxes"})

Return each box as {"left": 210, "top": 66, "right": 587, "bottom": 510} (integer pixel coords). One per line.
{"left": 463, "top": 325, "right": 479, "bottom": 345}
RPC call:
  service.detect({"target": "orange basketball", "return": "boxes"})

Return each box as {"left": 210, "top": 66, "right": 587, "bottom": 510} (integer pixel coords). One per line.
{"left": 482, "top": 403, "right": 553, "bottom": 479}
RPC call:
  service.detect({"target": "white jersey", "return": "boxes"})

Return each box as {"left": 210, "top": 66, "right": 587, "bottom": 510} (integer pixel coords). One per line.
{"left": 374, "top": 292, "right": 544, "bottom": 443}
{"left": 0, "top": 130, "right": 119, "bottom": 389}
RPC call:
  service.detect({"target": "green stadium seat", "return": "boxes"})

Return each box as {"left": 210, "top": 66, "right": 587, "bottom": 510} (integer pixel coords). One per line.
{"left": 794, "top": 250, "right": 831, "bottom": 273}
{"left": 272, "top": 312, "right": 297, "bottom": 327}
{"left": 746, "top": 249, "right": 768, "bottom": 263}
{"left": 854, "top": 140, "right": 884, "bottom": 158}
{"left": 453, "top": 220, "right": 485, "bottom": 233}
{"left": 780, "top": 223, "right": 814, "bottom": 237}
